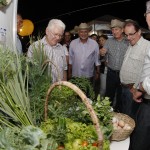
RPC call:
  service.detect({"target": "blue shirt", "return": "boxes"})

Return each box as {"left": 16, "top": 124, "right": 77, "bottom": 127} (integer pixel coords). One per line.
{"left": 16, "top": 35, "right": 23, "bottom": 54}
{"left": 69, "top": 38, "right": 100, "bottom": 78}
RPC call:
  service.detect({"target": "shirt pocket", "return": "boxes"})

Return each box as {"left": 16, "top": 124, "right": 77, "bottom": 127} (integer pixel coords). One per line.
{"left": 129, "top": 54, "right": 143, "bottom": 70}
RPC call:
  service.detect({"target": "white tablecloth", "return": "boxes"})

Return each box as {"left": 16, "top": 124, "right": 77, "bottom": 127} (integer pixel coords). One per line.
{"left": 110, "top": 138, "right": 129, "bottom": 150}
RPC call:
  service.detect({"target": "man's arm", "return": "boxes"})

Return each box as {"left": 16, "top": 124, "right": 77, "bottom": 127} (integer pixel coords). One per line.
{"left": 68, "top": 64, "right": 72, "bottom": 80}
{"left": 95, "top": 65, "right": 100, "bottom": 80}
{"left": 63, "top": 70, "right": 67, "bottom": 81}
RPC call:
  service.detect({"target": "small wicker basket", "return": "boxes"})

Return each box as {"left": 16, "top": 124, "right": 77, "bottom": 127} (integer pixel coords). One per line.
{"left": 111, "top": 112, "right": 135, "bottom": 141}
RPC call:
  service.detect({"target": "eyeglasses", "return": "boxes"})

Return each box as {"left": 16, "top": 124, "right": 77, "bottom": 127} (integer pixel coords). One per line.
{"left": 124, "top": 31, "right": 137, "bottom": 38}
{"left": 49, "top": 30, "right": 63, "bottom": 39}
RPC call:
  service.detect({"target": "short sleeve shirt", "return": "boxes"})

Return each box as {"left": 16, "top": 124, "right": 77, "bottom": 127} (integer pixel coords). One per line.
{"left": 28, "top": 36, "right": 67, "bottom": 83}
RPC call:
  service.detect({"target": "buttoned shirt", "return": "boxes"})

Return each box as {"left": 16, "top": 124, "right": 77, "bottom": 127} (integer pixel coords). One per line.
{"left": 143, "top": 77, "right": 150, "bottom": 96}
{"left": 120, "top": 37, "right": 150, "bottom": 88}
{"left": 63, "top": 45, "right": 69, "bottom": 56}
{"left": 69, "top": 38, "right": 100, "bottom": 78}
{"left": 104, "top": 37, "right": 129, "bottom": 70}
{"left": 140, "top": 41, "right": 150, "bottom": 99}
{"left": 27, "top": 36, "right": 67, "bottom": 83}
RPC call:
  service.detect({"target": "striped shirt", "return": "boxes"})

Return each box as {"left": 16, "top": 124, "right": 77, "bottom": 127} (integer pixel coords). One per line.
{"left": 27, "top": 36, "right": 67, "bottom": 83}
{"left": 104, "top": 37, "right": 129, "bottom": 70}
{"left": 69, "top": 38, "right": 100, "bottom": 78}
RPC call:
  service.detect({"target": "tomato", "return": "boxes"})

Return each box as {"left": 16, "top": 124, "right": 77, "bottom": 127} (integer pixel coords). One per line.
{"left": 82, "top": 140, "right": 88, "bottom": 147}
{"left": 92, "top": 141, "right": 98, "bottom": 147}
{"left": 57, "top": 146, "right": 65, "bottom": 150}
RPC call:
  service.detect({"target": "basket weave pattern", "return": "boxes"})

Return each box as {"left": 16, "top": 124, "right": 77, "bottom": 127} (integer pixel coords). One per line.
{"left": 111, "top": 112, "right": 135, "bottom": 141}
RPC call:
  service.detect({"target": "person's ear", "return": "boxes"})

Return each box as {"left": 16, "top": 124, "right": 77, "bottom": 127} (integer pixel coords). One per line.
{"left": 46, "top": 28, "right": 49, "bottom": 35}
{"left": 138, "top": 29, "right": 142, "bottom": 35}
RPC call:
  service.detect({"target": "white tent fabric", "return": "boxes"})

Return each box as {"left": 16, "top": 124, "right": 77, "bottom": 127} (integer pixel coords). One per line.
{"left": 90, "top": 23, "right": 110, "bottom": 31}
{"left": 70, "top": 15, "right": 149, "bottom": 35}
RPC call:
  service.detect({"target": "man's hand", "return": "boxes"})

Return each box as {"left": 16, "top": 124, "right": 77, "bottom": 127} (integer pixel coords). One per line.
{"left": 100, "top": 48, "right": 107, "bottom": 56}
{"left": 130, "top": 87, "right": 143, "bottom": 103}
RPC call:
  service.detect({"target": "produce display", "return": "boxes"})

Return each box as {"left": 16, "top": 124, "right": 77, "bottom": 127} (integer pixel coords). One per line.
{"left": 42, "top": 81, "right": 113, "bottom": 149}
{"left": 0, "top": 47, "right": 114, "bottom": 150}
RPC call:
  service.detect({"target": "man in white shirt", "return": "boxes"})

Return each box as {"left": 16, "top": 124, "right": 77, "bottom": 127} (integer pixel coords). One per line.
{"left": 120, "top": 19, "right": 150, "bottom": 120}
{"left": 128, "top": 1, "right": 150, "bottom": 150}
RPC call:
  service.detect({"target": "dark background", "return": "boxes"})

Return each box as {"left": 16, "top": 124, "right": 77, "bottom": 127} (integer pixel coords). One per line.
{"left": 18, "top": 0, "right": 148, "bottom": 35}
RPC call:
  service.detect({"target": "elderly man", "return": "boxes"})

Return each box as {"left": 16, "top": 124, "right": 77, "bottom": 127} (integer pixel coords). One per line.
{"left": 27, "top": 19, "right": 67, "bottom": 83}
{"left": 128, "top": 1, "right": 150, "bottom": 150}
{"left": 68, "top": 23, "right": 100, "bottom": 85}
{"left": 100, "top": 19, "right": 129, "bottom": 111}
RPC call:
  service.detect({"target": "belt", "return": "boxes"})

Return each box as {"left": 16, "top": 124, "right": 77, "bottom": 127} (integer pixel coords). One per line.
{"left": 121, "top": 83, "right": 134, "bottom": 89}
{"left": 143, "top": 98, "right": 150, "bottom": 104}
{"left": 108, "top": 67, "right": 120, "bottom": 73}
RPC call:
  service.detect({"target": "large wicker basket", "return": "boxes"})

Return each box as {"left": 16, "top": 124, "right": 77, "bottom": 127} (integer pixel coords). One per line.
{"left": 44, "top": 81, "right": 103, "bottom": 149}
{"left": 111, "top": 112, "right": 135, "bottom": 141}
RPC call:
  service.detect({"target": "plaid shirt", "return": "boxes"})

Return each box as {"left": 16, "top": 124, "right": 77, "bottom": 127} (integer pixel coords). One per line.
{"left": 104, "top": 37, "right": 129, "bottom": 70}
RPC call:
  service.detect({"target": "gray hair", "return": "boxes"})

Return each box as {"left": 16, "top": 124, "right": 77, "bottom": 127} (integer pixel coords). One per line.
{"left": 47, "top": 19, "right": 66, "bottom": 31}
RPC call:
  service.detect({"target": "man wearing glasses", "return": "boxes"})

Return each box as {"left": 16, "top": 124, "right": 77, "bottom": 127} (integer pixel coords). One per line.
{"left": 127, "top": 1, "right": 150, "bottom": 150}
{"left": 120, "top": 19, "right": 150, "bottom": 121}
{"left": 27, "top": 19, "right": 67, "bottom": 83}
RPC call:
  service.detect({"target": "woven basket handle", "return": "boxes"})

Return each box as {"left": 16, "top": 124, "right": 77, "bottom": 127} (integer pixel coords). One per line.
{"left": 44, "top": 81, "right": 103, "bottom": 149}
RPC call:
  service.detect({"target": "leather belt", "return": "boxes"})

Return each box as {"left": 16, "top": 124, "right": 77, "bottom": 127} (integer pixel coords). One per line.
{"left": 143, "top": 98, "right": 150, "bottom": 104}
{"left": 108, "top": 67, "right": 120, "bottom": 73}
{"left": 121, "top": 83, "right": 134, "bottom": 89}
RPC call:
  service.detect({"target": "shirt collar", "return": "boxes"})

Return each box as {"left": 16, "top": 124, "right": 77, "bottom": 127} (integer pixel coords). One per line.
{"left": 42, "top": 36, "right": 61, "bottom": 48}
